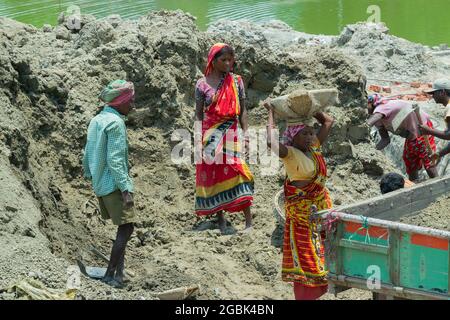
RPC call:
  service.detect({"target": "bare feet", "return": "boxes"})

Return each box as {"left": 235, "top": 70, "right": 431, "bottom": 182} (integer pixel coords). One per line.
{"left": 217, "top": 212, "right": 227, "bottom": 234}
{"left": 114, "top": 271, "right": 131, "bottom": 285}
{"left": 240, "top": 226, "right": 254, "bottom": 234}
{"left": 243, "top": 207, "right": 252, "bottom": 231}
{"left": 114, "top": 273, "right": 124, "bottom": 285}
{"left": 101, "top": 276, "right": 124, "bottom": 289}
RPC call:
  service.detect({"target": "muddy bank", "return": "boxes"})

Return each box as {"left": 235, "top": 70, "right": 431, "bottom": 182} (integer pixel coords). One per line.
{"left": 0, "top": 11, "right": 448, "bottom": 300}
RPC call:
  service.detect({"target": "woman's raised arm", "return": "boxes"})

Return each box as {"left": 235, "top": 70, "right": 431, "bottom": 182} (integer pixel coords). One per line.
{"left": 264, "top": 100, "right": 288, "bottom": 158}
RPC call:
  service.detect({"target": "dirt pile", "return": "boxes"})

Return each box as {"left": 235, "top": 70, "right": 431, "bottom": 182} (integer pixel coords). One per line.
{"left": 334, "top": 23, "right": 440, "bottom": 82}
{"left": 0, "top": 12, "right": 445, "bottom": 300}
{"left": 400, "top": 195, "right": 450, "bottom": 231}
{"left": 209, "top": 20, "right": 449, "bottom": 83}
{"left": 207, "top": 19, "right": 334, "bottom": 51}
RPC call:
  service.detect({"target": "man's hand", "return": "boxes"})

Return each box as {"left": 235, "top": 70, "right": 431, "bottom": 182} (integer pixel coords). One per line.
{"left": 430, "top": 152, "right": 441, "bottom": 165}
{"left": 419, "top": 124, "right": 432, "bottom": 135}
{"left": 376, "top": 137, "right": 390, "bottom": 150}
{"left": 122, "top": 191, "right": 134, "bottom": 210}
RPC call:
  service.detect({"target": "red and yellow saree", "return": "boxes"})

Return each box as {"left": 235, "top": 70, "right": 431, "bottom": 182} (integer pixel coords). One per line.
{"left": 282, "top": 143, "right": 331, "bottom": 289}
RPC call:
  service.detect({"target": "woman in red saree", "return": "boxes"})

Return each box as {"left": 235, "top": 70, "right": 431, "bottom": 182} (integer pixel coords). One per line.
{"left": 264, "top": 100, "right": 334, "bottom": 300}
{"left": 194, "top": 43, "right": 254, "bottom": 233}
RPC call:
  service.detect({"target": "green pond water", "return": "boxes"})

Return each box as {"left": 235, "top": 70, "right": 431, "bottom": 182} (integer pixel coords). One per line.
{"left": 0, "top": 0, "right": 449, "bottom": 46}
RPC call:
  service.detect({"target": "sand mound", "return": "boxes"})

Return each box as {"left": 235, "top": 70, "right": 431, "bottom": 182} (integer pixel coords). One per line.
{"left": 400, "top": 195, "right": 450, "bottom": 231}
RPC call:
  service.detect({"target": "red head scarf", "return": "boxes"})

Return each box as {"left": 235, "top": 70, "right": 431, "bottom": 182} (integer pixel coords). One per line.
{"left": 204, "top": 43, "right": 235, "bottom": 76}
{"left": 202, "top": 43, "right": 240, "bottom": 118}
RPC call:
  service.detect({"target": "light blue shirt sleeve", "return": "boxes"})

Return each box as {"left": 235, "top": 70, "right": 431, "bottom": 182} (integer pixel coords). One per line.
{"left": 82, "top": 145, "right": 92, "bottom": 180}
{"left": 106, "top": 121, "right": 133, "bottom": 193}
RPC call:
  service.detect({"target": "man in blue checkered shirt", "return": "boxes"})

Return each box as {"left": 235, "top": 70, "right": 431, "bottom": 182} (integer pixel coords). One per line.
{"left": 83, "top": 80, "right": 136, "bottom": 288}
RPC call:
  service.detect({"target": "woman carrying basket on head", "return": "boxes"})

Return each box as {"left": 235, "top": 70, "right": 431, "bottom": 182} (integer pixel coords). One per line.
{"left": 264, "top": 98, "right": 334, "bottom": 300}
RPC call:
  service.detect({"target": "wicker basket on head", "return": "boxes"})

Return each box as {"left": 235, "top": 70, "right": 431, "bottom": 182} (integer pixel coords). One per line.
{"left": 270, "top": 88, "right": 339, "bottom": 126}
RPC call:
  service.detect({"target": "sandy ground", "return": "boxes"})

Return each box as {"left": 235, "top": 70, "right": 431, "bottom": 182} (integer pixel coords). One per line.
{"left": 0, "top": 11, "right": 449, "bottom": 300}
{"left": 400, "top": 195, "right": 450, "bottom": 231}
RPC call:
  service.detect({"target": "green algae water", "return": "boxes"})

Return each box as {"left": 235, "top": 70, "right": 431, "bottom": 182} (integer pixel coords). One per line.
{"left": 0, "top": 0, "right": 449, "bottom": 46}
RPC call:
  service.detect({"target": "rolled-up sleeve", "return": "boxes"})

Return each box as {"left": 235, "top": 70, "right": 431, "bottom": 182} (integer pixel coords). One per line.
{"left": 82, "top": 145, "right": 92, "bottom": 180}
{"left": 106, "top": 121, "right": 133, "bottom": 193}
